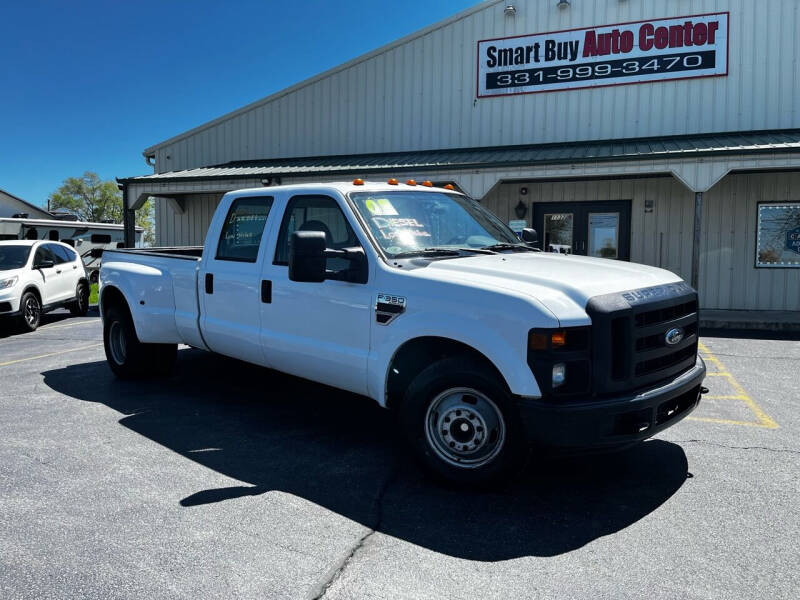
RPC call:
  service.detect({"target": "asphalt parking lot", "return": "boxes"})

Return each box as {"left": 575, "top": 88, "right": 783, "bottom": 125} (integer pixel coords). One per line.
{"left": 1, "top": 311, "right": 798, "bottom": 599}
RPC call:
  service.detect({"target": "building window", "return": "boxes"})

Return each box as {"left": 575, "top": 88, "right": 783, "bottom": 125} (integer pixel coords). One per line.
{"left": 215, "top": 196, "right": 274, "bottom": 262}
{"left": 756, "top": 203, "right": 800, "bottom": 268}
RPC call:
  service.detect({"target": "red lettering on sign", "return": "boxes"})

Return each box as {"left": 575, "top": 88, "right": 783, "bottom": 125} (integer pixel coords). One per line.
{"left": 639, "top": 23, "right": 655, "bottom": 51}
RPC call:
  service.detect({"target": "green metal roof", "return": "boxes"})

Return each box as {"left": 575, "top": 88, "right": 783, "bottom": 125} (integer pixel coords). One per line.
{"left": 120, "top": 129, "right": 800, "bottom": 184}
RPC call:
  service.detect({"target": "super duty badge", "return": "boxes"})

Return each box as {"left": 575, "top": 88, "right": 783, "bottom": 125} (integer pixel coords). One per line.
{"left": 622, "top": 282, "right": 693, "bottom": 305}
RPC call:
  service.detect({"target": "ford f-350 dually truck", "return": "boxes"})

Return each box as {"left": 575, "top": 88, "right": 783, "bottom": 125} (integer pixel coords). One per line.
{"left": 99, "top": 181, "right": 706, "bottom": 485}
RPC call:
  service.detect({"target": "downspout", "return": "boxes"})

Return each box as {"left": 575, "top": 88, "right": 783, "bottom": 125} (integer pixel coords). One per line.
{"left": 691, "top": 191, "right": 703, "bottom": 291}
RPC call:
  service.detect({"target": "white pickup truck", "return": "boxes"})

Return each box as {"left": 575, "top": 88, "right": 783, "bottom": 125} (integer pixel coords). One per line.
{"left": 99, "top": 181, "right": 706, "bottom": 485}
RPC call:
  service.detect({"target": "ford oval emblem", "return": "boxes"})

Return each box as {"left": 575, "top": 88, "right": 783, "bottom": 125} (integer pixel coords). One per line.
{"left": 665, "top": 327, "right": 684, "bottom": 346}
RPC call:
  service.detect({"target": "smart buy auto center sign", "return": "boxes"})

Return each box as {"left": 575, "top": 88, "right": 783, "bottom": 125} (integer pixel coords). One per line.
{"left": 477, "top": 12, "right": 729, "bottom": 97}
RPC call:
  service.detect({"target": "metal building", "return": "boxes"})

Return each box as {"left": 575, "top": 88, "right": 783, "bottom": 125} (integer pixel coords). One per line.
{"left": 119, "top": 0, "right": 800, "bottom": 322}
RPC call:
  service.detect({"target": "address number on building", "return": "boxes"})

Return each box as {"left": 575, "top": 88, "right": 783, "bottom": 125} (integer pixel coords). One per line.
{"left": 477, "top": 13, "right": 729, "bottom": 97}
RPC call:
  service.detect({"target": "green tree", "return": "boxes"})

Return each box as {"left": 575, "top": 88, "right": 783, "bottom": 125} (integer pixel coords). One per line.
{"left": 48, "top": 171, "right": 155, "bottom": 246}
{"left": 137, "top": 199, "right": 156, "bottom": 246}
{"left": 49, "top": 172, "right": 122, "bottom": 223}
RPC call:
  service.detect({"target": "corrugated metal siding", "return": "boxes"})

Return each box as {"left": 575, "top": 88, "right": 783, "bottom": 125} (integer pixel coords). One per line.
{"left": 155, "top": 194, "right": 223, "bottom": 247}
{"left": 701, "top": 172, "right": 800, "bottom": 311}
{"left": 152, "top": 0, "right": 800, "bottom": 173}
{"left": 483, "top": 177, "right": 695, "bottom": 282}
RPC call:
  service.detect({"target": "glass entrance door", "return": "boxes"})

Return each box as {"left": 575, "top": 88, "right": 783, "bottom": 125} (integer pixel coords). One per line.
{"left": 532, "top": 200, "right": 631, "bottom": 260}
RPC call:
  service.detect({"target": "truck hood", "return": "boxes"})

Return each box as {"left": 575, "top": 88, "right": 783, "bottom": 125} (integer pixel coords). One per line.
{"left": 415, "top": 252, "right": 683, "bottom": 326}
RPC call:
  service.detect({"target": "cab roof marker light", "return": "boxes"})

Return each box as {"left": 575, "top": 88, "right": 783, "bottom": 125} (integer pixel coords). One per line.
{"left": 387, "top": 178, "right": 399, "bottom": 185}
{"left": 353, "top": 178, "right": 365, "bottom": 185}
{"left": 421, "top": 181, "right": 434, "bottom": 187}
{"left": 443, "top": 184, "right": 456, "bottom": 190}
{"left": 406, "top": 179, "right": 417, "bottom": 186}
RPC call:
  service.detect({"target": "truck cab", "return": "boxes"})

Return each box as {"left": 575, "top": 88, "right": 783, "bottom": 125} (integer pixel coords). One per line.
{"left": 99, "top": 181, "right": 706, "bottom": 486}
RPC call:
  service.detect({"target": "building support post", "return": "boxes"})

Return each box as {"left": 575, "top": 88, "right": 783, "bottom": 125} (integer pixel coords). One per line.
{"left": 121, "top": 183, "right": 135, "bottom": 248}
{"left": 691, "top": 191, "right": 703, "bottom": 291}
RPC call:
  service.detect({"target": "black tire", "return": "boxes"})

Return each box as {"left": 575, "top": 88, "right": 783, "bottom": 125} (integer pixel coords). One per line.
{"left": 18, "top": 291, "right": 42, "bottom": 332}
{"left": 69, "top": 281, "right": 90, "bottom": 317}
{"left": 400, "top": 356, "right": 527, "bottom": 487}
{"left": 103, "top": 306, "right": 177, "bottom": 379}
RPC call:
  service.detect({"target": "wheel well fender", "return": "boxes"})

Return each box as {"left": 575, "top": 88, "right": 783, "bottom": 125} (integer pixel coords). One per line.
{"left": 99, "top": 285, "right": 132, "bottom": 324}
{"left": 20, "top": 285, "right": 42, "bottom": 304}
{"left": 384, "top": 336, "right": 509, "bottom": 410}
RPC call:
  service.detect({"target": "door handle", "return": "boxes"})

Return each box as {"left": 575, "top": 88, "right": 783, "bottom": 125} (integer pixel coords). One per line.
{"left": 261, "top": 280, "right": 272, "bottom": 303}
{"left": 56, "top": 269, "right": 62, "bottom": 274}
{"left": 72, "top": 265, "right": 78, "bottom": 270}
{"left": 205, "top": 273, "right": 213, "bottom": 294}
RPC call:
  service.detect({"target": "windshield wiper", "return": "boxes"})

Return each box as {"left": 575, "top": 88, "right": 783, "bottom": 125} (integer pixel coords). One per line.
{"left": 392, "top": 247, "right": 496, "bottom": 259}
{"left": 481, "top": 242, "right": 535, "bottom": 252}
{"left": 392, "top": 248, "right": 463, "bottom": 258}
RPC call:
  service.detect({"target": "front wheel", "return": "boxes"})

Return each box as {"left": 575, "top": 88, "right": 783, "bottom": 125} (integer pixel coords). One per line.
{"left": 400, "top": 356, "right": 527, "bottom": 487}
{"left": 18, "top": 291, "right": 41, "bottom": 332}
{"left": 103, "top": 306, "right": 177, "bottom": 379}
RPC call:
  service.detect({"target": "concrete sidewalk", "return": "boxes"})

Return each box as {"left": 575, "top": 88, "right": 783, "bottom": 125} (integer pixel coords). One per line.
{"left": 700, "top": 309, "right": 800, "bottom": 332}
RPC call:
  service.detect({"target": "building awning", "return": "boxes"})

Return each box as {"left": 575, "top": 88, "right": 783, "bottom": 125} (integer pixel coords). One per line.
{"left": 119, "top": 129, "right": 800, "bottom": 184}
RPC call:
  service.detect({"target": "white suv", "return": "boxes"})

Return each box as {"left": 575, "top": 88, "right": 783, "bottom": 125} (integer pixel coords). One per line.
{"left": 0, "top": 240, "right": 90, "bottom": 332}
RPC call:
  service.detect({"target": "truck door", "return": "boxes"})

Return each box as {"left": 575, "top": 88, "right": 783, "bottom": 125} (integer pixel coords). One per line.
{"left": 199, "top": 195, "right": 275, "bottom": 364}
{"left": 260, "top": 194, "right": 372, "bottom": 396}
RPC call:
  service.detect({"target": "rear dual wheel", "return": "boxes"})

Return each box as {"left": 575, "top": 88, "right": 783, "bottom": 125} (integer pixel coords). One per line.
{"left": 401, "top": 356, "right": 527, "bottom": 487}
{"left": 103, "top": 306, "right": 177, "bottom": 378}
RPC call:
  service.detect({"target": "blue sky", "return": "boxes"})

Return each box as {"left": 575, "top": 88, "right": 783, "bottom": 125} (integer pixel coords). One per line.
{"left": 0, "top": 0, "right": 474, "bottom": 207}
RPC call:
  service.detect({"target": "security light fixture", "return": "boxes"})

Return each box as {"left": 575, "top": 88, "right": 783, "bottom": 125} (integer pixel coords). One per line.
{"left": 557, "top": 0, "right": 570, "bottom": 8}
{"left": 515, "top": 200, "right": 528, "bottom": 219}
{"left": 504, "top": 5, "right": 516, "bottom": 16}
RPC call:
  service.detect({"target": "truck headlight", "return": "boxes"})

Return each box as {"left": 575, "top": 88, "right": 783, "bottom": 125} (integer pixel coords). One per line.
{"left": 0, "top": 276, "right": 18, "bottom": 290}
{"left": 552, "top": 363, "right": 566, "bottom": 388}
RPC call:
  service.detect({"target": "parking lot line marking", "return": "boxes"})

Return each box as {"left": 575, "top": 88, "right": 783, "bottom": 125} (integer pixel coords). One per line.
{"left": 38, "top": 320, "right": 100, "bottom": 332}
{"left": 0, "top": 343, "right": 103, "bottom": 368}
{"left": 697, "top": 342, "right": 779, "bottom": 429}
{"left": 687, "top": 416, "right": 777, "bottom": 428}
{"left": 704, "top": 395, "right": 750, "bottom": 400}
{"left": 706, "top": 372, "right": 731, "bottom": 377}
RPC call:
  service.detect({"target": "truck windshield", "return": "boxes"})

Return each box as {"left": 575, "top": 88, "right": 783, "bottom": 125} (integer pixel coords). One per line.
{"left": 0, "top": 245, "right": 32, "bottom": 270}
{"left": 349, "top": 191, "right": 522, "bottom": 258}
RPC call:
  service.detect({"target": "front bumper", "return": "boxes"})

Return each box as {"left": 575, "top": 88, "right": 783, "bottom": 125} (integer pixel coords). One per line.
{"left": 518, "top": 356, "right": 706, "bottom": 450}
{"left": 0, "top": 288, "right": 21, "bottom": 316}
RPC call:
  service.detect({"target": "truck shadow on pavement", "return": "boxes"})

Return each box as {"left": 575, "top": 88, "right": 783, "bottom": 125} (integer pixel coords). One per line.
{"left": 42, "top": 348, "right": 690, "bottom": 561}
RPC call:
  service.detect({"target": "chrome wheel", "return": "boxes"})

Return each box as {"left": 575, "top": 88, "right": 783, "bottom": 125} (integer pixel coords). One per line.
{"left": 108, "top": 321, "right": 127, "bottom": 365}
{"left": 425, "top": 387, "right": 506, "bottom": 469}
{"left": 24, "top": 296, "right": 40, "bottom": 328}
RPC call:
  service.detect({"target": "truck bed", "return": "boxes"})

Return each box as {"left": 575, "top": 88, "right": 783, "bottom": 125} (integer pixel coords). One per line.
{"left": 101, "top": 247, "right": 205, "bottom": 349}
{"left": 109, "top": 246, "right": 204, "bottom": 260}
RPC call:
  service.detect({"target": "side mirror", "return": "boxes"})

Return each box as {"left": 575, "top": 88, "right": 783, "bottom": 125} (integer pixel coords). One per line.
{"left": 521, "top": 228, "right": 538, "bottom": 245}
{"left": 36, "top": 259, "right": 55, "bottom": 269}
{"left": 289, "top": 231, "right": 326, "bottom": 282}
{"left": 331, "top": 246, "right": 368, "bottom": 284}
